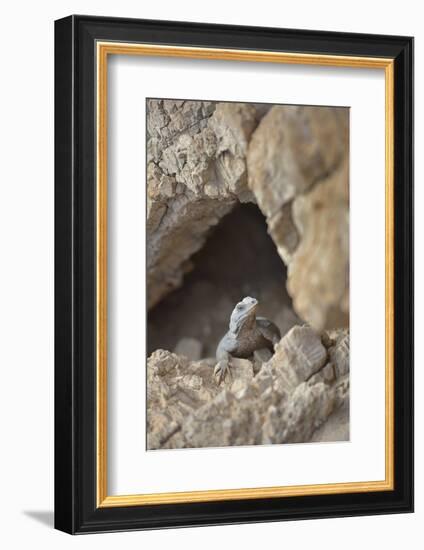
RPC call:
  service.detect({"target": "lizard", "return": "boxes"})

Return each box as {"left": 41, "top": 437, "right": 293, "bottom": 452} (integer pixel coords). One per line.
{"left": 214, "top": 296, "right": 281, "bottom": 384}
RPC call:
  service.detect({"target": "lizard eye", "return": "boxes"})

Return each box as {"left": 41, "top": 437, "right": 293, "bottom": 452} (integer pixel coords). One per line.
{"left": 236, "top": 304, "right": 243, "bottom": 310}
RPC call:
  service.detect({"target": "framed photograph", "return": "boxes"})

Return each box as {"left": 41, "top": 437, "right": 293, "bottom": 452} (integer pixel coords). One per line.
{"left": 54, "top": 15, "right": 413, "bottom": 534}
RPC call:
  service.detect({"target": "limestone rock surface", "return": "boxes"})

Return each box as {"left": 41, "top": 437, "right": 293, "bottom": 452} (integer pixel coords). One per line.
{"left": 247, "top": 105, "right": 349, "bottom": 330}
{"left": 147, "top": 100, "right": 263, "bottom": 308}
{"left": 147, "top": 325, "right": 349, "bottom": 449}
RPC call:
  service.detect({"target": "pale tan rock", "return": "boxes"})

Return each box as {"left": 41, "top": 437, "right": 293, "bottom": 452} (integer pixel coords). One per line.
{"left": 147, "top": 326, "right": 349, "bottom": 449}
{"left": 258, "top": 325, "right": 328, "bottom": 394}
{"left": 181, "top": 390, "right": 264, "bottom": 448}
{"left": 247, "top": 105, "right": 349, "bottom": 329}
{"left": 208, "top": 102, "right": 259, "bottom": 201}
{"left": 262, "top": 382, "right": 335, "bottom": 444}
{"left": 278, "top": 325, "right": 328, "bottom": 382}
{"left": 147, "top": 100, "right": 265, "bottom": 308}
{"left": 308, "top": 363, "right": 336, "bottom": 385}
{"left": 310, "top": 401, "right": 349, "bottom": 442}
{"left": 147, "top": 413, "right": 180, "bottom": 450}
{"left": 328, "top": 330, "right": 350, "bottom": 378}
{"left": 247, "top": 105, "right": 347, "bottom": 214}
{"left": 288, "top": 159, "right": 349, "bottom": 330}
{"left": 228, "top": 358, "right": 255, "bottom": 396}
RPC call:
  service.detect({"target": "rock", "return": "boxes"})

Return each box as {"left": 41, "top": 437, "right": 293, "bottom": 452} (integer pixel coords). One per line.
{"left": 247, "top": 105, "right": 349, "bottom": 330}
{"left": 262, "top": 382, "right": 334, "bottom": 444}
{"left": 248, "top": 106, "right": 346, "bottom": 213}
{"left": 181, "top": 390, "right": 263, "bottom": 448}
{"left": 147, "top": 100, "right": 265, "bottom": 308}
{"left": 288, "top": 159, "right": 349, "bottom": 330}
{"left": 257, "top": 325, "right": 328, "bottom": 393}
{"left": 147, "top": 325, "right": 349, "bottom": 449}
{"left": 228, "top": 358, "right": 255, "bottom": 396}
{"left": 147, "top": 413, "right": 180, "bottom": 450}
{"left": 148, "top": 349, "right": 184, "bottom": 376}
{"left": 207, "top": 102, "right": 259, "bottom": 201}
{"left": 147, "top": 100, "right": 349, "bottom": 331}
{"left": 328, "top": 330, "right": 350, "bottom": 378}
{"left": 311, "top": 400, "right": 349, "bottom": 442}
{"left": 174, "top": 337, "right": 203, "bottom": 360}
{"left": 307, "top": 363, "right": 336, "bottom": 385}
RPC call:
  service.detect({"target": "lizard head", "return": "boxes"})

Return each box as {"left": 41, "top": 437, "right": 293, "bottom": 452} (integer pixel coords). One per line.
{"left": 229, "top": 296, "right": 258, "bottom": 334}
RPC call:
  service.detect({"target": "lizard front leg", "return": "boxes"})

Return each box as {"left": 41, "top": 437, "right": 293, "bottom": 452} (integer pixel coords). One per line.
{"left": 214, "top": 350, "right": 233, "bottom": 385}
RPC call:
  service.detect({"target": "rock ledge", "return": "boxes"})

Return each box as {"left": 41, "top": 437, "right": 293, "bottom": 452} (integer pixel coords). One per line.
{"left": 147, "top": 325, "right": 349, "bottom": 449}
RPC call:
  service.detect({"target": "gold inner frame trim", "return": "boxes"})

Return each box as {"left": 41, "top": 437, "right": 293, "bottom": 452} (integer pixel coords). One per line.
{"left": 96, "top": 41, "right": 395, "bottom": 508}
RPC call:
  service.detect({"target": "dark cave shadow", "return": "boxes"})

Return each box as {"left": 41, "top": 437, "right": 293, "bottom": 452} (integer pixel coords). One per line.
{"left": 23, "top": 510, "right": 54, "bottom": 528}
{"left": 147, "top": 203, "right": 296, "bottom": 357}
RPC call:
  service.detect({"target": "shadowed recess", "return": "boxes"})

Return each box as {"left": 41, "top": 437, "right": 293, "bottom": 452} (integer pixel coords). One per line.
{"left": 147, "top": 203, "right": 298, "bottom": 358}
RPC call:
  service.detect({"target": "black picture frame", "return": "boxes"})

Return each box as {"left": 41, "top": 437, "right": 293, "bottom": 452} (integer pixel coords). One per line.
{"left": 55, "top": 14, "right": 414, "bottom": 534}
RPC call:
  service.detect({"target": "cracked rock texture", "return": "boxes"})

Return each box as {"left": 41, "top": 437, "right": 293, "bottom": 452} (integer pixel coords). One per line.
{"left": 247, "top": 106, "right": 349, "bottom": 330}
{"left": 147, "top": 325, "right": 349, "bottom": 449}
{"left": 147, "top": 100, "right": 261, "bottom": 308}
{"left": 147, "top": 100, "right": 349, "bottom": 330}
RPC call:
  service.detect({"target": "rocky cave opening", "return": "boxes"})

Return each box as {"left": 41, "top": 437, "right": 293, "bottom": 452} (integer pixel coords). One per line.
{"left": 147, "top": 202, "right": 300, "bottom": 359}
{"left": 146, "top": 101, "right": 350, "bottom": 448}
